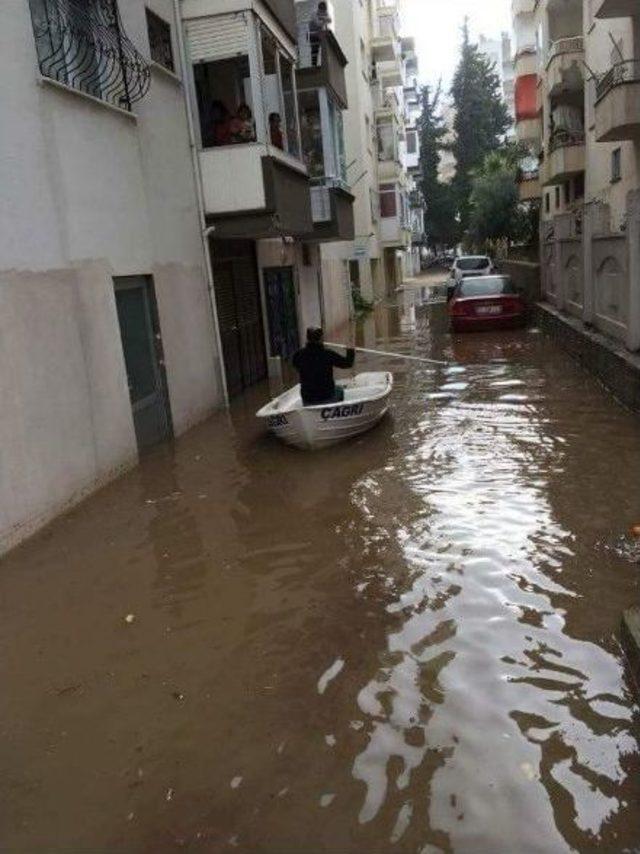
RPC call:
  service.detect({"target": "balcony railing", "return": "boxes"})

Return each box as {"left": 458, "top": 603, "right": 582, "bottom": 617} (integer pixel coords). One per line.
{"left": 596, "top": 60, "right": 640, "bottom": 101}
{"left": 517, "top": 167, "right": 540, "bottom": 182}
{"left": 547, "top": 36, "right": 584, "bottom": 66}
{"left": 549, "top": 129, "right": 585, "bottom": 153}
{"left": 28, "top": 0, "right": 150, "bottom": 110}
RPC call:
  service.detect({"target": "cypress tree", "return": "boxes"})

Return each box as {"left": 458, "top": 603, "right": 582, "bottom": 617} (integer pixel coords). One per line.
{"left": 417, "top": 82, "right": 458, "bottom": 250}
{"left": 450, "top": 19, "right": 511, "bottom": 235}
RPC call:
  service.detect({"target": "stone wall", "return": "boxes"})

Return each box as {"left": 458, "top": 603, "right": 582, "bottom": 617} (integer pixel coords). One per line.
{"left": 501, "top": 259, "right": 541, "bottom": 303}
{"left": 539, "top": 191, "right": 640, "bottom": 354}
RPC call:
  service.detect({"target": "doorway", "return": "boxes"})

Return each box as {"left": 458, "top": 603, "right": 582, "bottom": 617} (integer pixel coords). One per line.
{"left": 211, "top": 240, "right": 267, "bottom": 398}
{"left": 263, "top": 267, "right": 300, "bottom": 360}
{"left": 114, "top": 276, "right": 172, "bottom": 451}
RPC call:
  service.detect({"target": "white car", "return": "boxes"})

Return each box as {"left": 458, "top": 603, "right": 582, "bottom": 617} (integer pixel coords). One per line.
{"left": 449, "top": 256, "right": 494, "bottom": 296}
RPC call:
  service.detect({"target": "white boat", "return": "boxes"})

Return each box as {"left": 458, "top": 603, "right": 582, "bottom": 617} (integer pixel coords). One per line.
{"left": 256, "top": 371, "right": 393, "bottom": 450}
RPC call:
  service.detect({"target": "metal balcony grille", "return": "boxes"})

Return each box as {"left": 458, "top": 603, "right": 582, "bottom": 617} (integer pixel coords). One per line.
{"left": 596, "top": 60, "right": 640, "bottom": 102}
{"left": 28, "top": 0, "right": 151, "bottom": 111}
{"left": 549, "top": 130, "right": 585, "bottom": 153}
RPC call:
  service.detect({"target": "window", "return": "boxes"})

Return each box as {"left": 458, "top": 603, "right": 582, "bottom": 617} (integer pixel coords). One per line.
{"left": 545, "top": 193, "right": 550, "bottom": 213}
{"left": 611, "top": 148, "right": 621, "bottom": 183}
{"left": 299, "top": 90, "right": 325, "bottom": 179}
{"left": 456, "top": 257, "right": 490, "bottom": 271}
{"left": 406, "top": 130, "right": 417, "bottom": 155}
{"left": 261, "top": 28, "right": 301, "bottom": 155}
{"left": 189, "top": 15, "right": 301, "bottom": 157}
{"left": 194, "top": 56, "right": 255, "bottom": 147}
{"left": 555, "top": 186, "right": 561, "bottom": 209}
{"left": 574, "top": 173, "right": 585, "bottom": 200}
{"left": 146, "top": 8, "right": 174, "bottom": 72}
{"left": 279, "top": 55, "right": 301, "bottom": 158}
{"left": 28, "top": 0, "right": 150, "bottom": 110}
{"left": 564, "top": 181, "right": 571, "bottom": 205}
{"left": 459, "top": 277, "right": 517, "bottom": 297}
{"left": 377, "top": 118, "right": 397, "bottom": 162}
{"left": 380, "top": 183, "right": 397, "bottom": 218}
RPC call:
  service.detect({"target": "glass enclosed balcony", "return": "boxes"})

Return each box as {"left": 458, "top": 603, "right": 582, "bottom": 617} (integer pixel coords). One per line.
{"left": 297, "top": 87, "right": 354, "bottom": 241}
{"left": 184, "top": 7, "right": 312, "bottom": 238}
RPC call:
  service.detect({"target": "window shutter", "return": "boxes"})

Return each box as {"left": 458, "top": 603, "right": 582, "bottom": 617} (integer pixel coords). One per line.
{"left": 186, "top": 12, "right": 249, "bottom": 63}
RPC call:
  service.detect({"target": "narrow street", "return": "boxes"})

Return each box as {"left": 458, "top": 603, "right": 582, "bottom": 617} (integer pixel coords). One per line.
{"left": 2, "top": 291, "right": 640, "bottom": 853}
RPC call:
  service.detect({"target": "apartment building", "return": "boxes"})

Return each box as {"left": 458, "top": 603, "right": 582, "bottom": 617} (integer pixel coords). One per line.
{"left": 513, "top": 0, "right": 640, "bottom": 353}
{"left": 179, "top": 0, "right": 356, "bottom": 391}
{"left": 479, "top": 32, "right": 516, "bottom": 127}
{"left": 0, "top": 0, "right": 226, "bottom": 552}
{"left": 0, "top": 0, "right": 360, "bottom": 552}
{"left": 313, "top": 0, "right": 420, "bottom": 299}
{"left": 402, "top": 37, "right": 425, "bottom": 275}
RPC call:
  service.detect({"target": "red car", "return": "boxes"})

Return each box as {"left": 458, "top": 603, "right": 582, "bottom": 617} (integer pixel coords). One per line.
{"left": 448, "top": 275, "right": 527, "bottom": 332}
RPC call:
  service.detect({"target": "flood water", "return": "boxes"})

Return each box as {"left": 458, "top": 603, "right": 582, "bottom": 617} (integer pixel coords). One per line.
{"left": 2, "top": 290, "right": 640, "bottom": 853}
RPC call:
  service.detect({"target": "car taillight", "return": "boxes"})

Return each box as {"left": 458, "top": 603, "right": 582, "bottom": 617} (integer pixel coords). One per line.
{"left": 449, "top": 299, "right": 472, "bottom": 317}
{"left": 502, "top": 297, "right": 524, "bottom": 312}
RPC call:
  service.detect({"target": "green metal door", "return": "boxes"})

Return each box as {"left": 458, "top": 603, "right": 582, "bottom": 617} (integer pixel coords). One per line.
{"left": 114, "top": 276, "right": 172, "bottom": 451}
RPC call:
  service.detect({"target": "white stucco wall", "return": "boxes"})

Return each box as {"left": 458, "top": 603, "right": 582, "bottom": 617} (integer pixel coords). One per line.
{"left": 0, "top": 0, "right": 222, "bottom": 552}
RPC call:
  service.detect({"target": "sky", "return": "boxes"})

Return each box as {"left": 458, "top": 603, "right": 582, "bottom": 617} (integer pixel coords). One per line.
{"left": 402, "top": 0, "right": 512, "bottom": 91}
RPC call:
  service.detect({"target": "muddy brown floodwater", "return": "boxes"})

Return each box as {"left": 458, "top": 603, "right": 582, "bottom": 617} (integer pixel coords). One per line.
{"left": 2, "top": 292, "right": 640, "bottom": 853}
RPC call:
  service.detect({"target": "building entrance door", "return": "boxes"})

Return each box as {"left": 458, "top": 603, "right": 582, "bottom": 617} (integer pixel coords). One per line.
{"left": 211, "top": 240, "right": 267, "bottom": 398}
{"left": 114, "top": 276, "right": 172, "bottom": 451}
{"left": 263, "top": 267, "right": 300, "bottom": 360}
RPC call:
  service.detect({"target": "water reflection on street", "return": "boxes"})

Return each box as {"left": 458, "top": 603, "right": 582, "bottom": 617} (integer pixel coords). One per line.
{"left": 2, "top": 290, "right": 639, "bottom": 852}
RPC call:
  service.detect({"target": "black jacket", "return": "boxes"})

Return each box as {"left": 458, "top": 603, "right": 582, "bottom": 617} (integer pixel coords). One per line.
{"left": 292, "top": 343, "right": 355, "bottom": 405}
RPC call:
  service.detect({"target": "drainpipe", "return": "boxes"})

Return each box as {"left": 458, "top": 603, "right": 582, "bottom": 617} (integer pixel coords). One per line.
{"left": 171, "top": 0, "right": 229, "bottom": 407}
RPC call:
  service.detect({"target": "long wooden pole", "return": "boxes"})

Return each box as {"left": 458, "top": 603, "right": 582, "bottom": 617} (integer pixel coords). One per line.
{"left": 325, "top": 342, "right": 451, "bottom": 367}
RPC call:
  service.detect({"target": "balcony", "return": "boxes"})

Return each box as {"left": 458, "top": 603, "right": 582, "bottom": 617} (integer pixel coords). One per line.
{"left": 546, "top": 37, "right": 584, "bottom": 98}
{"left": 512, "top": 0, "right": 536, "bottom": 15}
{"left": 376, "top": 55, "right": 404, "bottom": 87}
{"left": 595, "top": 61, "right": 640, "bottom": 142}
{"left": 373, "top": 86, "right": 404, "bottom": 128}
{"left": 516, "top": 116, "right": 542, "bottom": 145}
{"left": 595, "top": 0, "right": 638, "bottom": 17}
{"left": 543, "top": 133, "right": 585, "bottom": 184}
{"left": 309, "top": 184, "right": 355, "bottom": 241}
{"left": 517, "top": 169, "right": 542, "bottom": 200}
{"left": 199, "top": 144, "right": 312, "bottom": 239}
{"left": 372, "top": 0, "right": 399, "bottom": 62}
{"left": 297, "top": 30, "right": 348, "bottom": 108}
{"left": 514, "top": 47, "right": 538, "bottom": 77}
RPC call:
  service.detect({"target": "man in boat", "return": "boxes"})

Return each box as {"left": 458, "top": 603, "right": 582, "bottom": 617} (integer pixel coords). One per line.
{"left": 292, "top": 328, "right": 355, "bottom": 406}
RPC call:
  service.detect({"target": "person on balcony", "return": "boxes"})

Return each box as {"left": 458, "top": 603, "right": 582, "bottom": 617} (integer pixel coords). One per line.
{"left": 309, "top": 1, "right": 332, "bottom": 67}
{"left": 269, "top": 112, "right": 284, "bottom": 149}
{"left": 293, "top": 328, "right": 355, "bottom": 406}
{"left": 230, "top": 104, "right": 256, "bottom": 143}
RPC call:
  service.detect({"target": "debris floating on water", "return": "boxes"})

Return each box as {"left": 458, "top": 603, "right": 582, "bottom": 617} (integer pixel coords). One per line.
{"left": 124, "top": 614, "right": 135, "bottom": 624}
{"left": 320, "top": 794, "right": 336, "bottom": 808}
{"left": 317, "top": 658, "right": 345, "bottom": 695}
{"left": 230, "top": 776, "right": 243, "bottom": 789}
{"left": 325, "top": 735, "right": 336, "bottom": 747}
{"left": 166, "top": 788, "right": 174, "bottom": 801}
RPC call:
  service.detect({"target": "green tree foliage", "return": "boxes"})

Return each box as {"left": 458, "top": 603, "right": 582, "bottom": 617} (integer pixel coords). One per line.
{"left": 468, "top": 147, "right": 537, "bottom": 250}
{"left": 450, "top": 20, "right": 511, "bottom": 234}
{"left": 417, "top": 82, "right": 458, "bottom": 249}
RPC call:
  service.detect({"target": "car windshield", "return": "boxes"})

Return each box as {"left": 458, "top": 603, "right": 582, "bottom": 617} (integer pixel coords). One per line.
{"left": 458, "top": 276, "right": 517, "bottom": 297}
{"left": 457, "top": 257, "right": 490, "bottom": 271}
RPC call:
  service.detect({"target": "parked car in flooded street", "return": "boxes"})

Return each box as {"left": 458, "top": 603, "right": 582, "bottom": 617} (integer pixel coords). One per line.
{"left": 447, "top": 254, "right": 494, "bottom": 299}
{"left": 448, "top": 275, "right": 527, "bottom": 332}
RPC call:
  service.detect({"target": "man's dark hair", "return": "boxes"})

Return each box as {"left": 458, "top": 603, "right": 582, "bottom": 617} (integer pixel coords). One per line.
{"left": 306, "top": 327, "right": 323, "bottom": 344}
